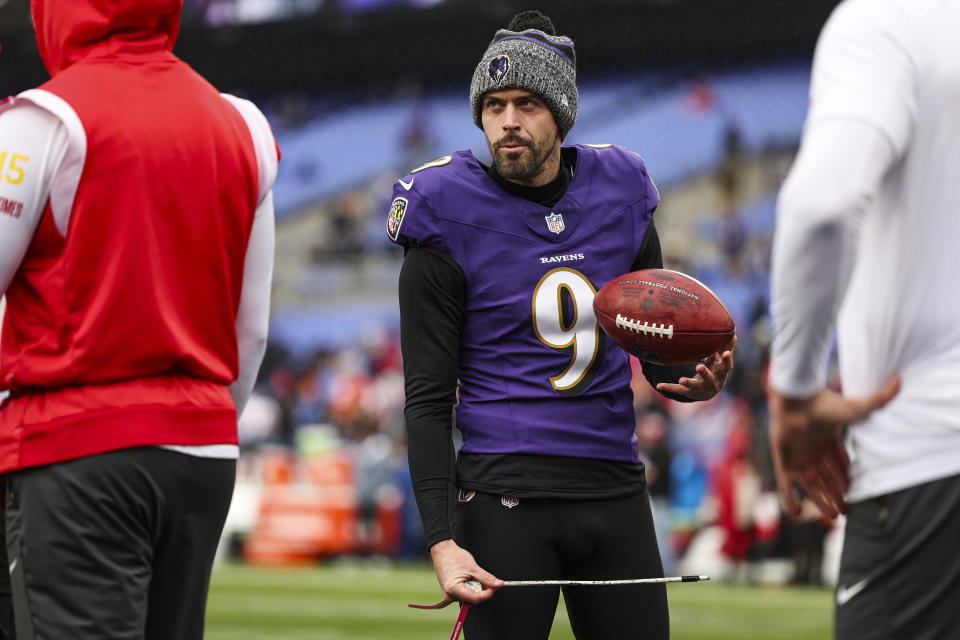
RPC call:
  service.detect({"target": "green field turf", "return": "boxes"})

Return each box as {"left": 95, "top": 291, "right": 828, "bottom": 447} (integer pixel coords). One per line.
{"left": 206, "top": 562, "right": 833, "bottom": 639}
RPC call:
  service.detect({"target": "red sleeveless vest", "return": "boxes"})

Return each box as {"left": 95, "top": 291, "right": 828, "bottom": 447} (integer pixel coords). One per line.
{"left": 0, "top": 1, "right": 262, "bottom": 471}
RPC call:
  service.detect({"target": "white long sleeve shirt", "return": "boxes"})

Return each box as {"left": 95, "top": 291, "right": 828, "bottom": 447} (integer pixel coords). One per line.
{"left": 770, "top": 0, "right": 960, "bottom": 501}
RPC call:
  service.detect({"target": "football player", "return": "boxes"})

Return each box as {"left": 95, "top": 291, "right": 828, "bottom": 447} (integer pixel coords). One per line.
{"left": 390, "top": 10, "right": 734, "bottom": 638}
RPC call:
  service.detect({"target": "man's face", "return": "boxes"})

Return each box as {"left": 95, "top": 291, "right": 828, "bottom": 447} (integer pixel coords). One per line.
{"left": 481, "top": 88, "right": 561, "bottom": 187}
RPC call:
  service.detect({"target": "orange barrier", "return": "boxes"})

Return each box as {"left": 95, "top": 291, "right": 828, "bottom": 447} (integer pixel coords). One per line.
{"left": 243, "top": 483, "right": 359, "bottom": 566}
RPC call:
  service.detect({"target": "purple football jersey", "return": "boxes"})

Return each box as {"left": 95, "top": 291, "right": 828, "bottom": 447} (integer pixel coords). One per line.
{"left": 389, "top": 144, "right": 659, "bottom": 463}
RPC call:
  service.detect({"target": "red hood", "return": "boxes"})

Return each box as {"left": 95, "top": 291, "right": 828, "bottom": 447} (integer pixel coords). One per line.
{"left": 32, "top": 0, "right": 182, "bottom": 76}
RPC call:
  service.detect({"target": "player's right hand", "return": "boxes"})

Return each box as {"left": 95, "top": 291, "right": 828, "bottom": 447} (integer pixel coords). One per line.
{"left": 429, "top": 539, "right": 503, "bottom": 604}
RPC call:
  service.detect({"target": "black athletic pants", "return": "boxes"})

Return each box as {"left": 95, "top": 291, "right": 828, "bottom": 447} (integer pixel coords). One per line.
{"left": 0, "top": 500, "right": 12, "bottom": 640}
{"left": 836, "top": 472, "right": 960, "bottom": 640}
{"left": 5, "top": 447, "right": 235, "bottom": 640}
{"left": 456, "top": 490, "right": 669, "bottom": 640}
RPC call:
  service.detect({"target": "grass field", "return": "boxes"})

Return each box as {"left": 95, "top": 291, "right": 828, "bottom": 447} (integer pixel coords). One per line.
{"left": 206, "top": 563, "right": 833, "bottom": 639}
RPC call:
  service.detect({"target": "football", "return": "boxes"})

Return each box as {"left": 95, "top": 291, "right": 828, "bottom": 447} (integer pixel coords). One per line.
{"left": 593, "top": 269, "right": 735, "bottom": 365}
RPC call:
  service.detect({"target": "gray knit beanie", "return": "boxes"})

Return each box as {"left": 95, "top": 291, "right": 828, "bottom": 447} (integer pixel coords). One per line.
{"left": 470, "top": 10, "right": 578, "bottom": 140}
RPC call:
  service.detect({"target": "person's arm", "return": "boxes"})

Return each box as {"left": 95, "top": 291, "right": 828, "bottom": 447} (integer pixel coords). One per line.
{"left": 399, "top": 246, "right": 465, "bottom": 545}
{"left": 0, "top": 104, "right": 67, "bottom": 297}
{"left": 768, "top": 0, "right": 914, "bottom": 518}
{"left": 399, "top": 246, "right": 501, "bottom": 604}
{"left": 0, "top": 104, "right": 66, "bottom": 405}
{"left": 770, "top": 122, "right": 893, "bottom": 397}
{"left": 631, "top": 223, "right": 734, "bottom": 401}
{"left": 219, "top": 96, "right": 279, "bottom": 415}
{"left": 768, "top": 120, "right": 901, "bottom": 519}
{"left": 228, "top": 190, "right": 275, "bottom": 415}
{"left": 770, "top": 0, "right": 917, "bottom": 398}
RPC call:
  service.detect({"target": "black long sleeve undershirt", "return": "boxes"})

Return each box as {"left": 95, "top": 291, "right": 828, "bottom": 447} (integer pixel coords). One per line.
{"left": 399, "top": 247, "right": 467, "bottom": 547}
{"left": 400, "top": 152, "right": 698, "bottom": 547}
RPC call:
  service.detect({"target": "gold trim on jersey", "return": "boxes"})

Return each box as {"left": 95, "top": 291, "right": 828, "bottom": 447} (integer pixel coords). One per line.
{"left": 410, "top": 155, "right": 453, "bottom": 174}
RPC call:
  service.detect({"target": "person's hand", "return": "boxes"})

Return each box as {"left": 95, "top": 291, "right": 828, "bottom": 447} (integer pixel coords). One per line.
{"left": 767, "top": 376, "right": 900, "bottom": 520}
{"left": 429, "top": 539, "right": 503, "bottom": 605}
{"left": 656, "top": 336, "right": 736, "bottom": 401}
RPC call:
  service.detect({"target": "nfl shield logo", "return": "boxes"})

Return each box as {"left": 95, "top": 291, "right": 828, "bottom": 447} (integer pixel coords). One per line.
{"left": 501, "top": 496, "right": 520, "bottom": 509}
{"left": 545, "top": 212, "right": 565, "bottom": 234}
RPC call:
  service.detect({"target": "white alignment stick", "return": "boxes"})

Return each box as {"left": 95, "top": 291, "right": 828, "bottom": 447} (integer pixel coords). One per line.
{"left": 464, "top": 575, "right": 710, "bottom": 589}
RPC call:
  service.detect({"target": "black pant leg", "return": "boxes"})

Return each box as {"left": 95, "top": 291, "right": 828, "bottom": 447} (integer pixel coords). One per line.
{"left": 5, "top": 448, "right": 235, "bottom": 640}
{"left": 455, "top": 493, "right": 561, "bottom": 640}
{"left": 561, "top": 493, "right": 669, "bottom": 640}
{"left": 0, "top": 499, "right": 13, "bottom": 640}
{"left": 836, "top": 473, "right": 960, "bottom": 640}
{"left": 6, "top": 450, "right": 157, "bottom": 640}
{"left": 144, "top": 452, "right": 235, "bottom": 640}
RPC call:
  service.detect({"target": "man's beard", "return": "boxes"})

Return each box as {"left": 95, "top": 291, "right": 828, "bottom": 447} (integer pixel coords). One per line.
{"left": 489, "top": 133, "right": 555, "bottom": 182}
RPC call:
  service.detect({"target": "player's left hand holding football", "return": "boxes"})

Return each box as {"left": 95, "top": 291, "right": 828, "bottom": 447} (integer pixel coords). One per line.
{"left": 656, "top": 336, "right": 736, "bottom": 401}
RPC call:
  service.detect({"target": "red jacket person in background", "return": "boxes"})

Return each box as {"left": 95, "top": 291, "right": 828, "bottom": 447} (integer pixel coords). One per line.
{"left": 0, "top": 0, "right": 278, "bottom": 637}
